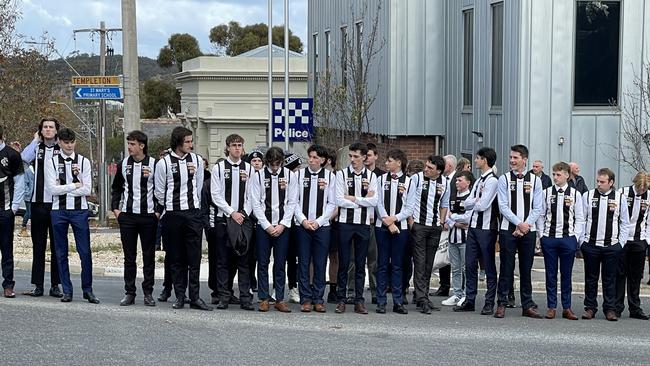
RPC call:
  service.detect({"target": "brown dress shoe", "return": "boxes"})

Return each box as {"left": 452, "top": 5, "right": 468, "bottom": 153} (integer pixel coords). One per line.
{"left": 335, "top": 303, "right": 346, "bottom": 313}
{"left": 522, "top": 307, "right": 543, "bottom": 319}
{"left": 3, "top": 288, "right": 15, "bottom": 298}
{"left": 494, "top": 306, "right": 506, "bottom": 318}
{"left": 545, "top": 308, "right": 556, "bottom": 319}
{"left": 314, "top": 303, "right": 326, "bottom": 313}
{"left": 582, "top": 309, "right": 595, "bottom": 319}
{"left": 354, "top": 303, "right": 368, "bottom": 314}
{"left": 562, "top": 308, "right": 578, "bottom": 320}
{"left": 259, "top": 300, "right": 270, "bottom": 312}
{"left": 275, "top": 301, "right": 292, "bottom": 313}
{"left": 605, "top": 311, "right": 618, "bottom": 321}
{"left": 301, "top": 302, "right": 312, "bottom": 312}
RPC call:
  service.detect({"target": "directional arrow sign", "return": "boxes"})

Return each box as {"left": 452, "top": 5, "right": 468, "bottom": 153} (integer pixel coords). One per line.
{"left": 73, "top": 87, "right": 123, "bottom": 100}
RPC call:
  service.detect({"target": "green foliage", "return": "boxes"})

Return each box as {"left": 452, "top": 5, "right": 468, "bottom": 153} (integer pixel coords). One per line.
{"left": 147, "top": 135, "right": 170, "bottom": 157}
{"left": 209, "top": 22, "right": 303, "bottom": 56}
{"left": 157, "top": 33, "right": 203, "bottom": 72}
{"left": 140, "top": 78, "right": 180, "bottom": 119}
{"left": 106, "top": 133, "right": 125, "bottom": 163}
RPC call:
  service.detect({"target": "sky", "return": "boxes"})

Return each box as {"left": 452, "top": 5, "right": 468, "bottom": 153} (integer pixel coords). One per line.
{"left": 15, "top": 0, "right": 308, "bottom": 59}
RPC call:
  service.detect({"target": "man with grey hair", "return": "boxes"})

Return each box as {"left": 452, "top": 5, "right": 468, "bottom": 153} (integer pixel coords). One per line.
{"left": 568, "top": 162, "right": 588, "bottom": 194}
{"left": 530, "top": 160, "right": 552, "bottom": 190}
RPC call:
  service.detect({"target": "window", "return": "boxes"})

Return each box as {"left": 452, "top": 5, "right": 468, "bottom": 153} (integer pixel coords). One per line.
{"left": 341, "top": 26, "right": 348, "bottom": 87}
{"left": 313, "top": 33, "right": 319, "bottom": 97}
{"left": 463, "top": 9, "right": 474, "bottom": 108}
{"left": 325, "top": 30, "right": 331, "bottom": 76}
{"left": 491, "top": 2, "right": 504, "bottom": 108}
{"left": 574, "top": 1, "right": 620, "bottom": 106}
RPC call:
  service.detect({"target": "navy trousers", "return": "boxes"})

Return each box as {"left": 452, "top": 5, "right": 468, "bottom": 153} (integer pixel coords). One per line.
{"left": 256, "top": 225, "right": 290, "bottom": 302}
{"left": 464, "top": 228, "right": 498, "bottom": 305}
{"left": 0, "top": 210, "right": 15, "bottom": 289}
{"left": 497, "top": 230, "right": 536, "bottom": 309}
{"left": 375, "top": 227, "right": 409, "bottom": 305}
{"left": 582, "top": 242, "right": 622, "bottom": 314}
{"left": 336, "top": 223, "right": 370, "bottom": 304}
{"left": 541, "top": 236, "right": 577, "bottom": 309}
{"left": 296, "top": 225, "right": 331, "bottom": 305}
{"left": 51, "top": 209, "right": 92, "bottom": 295}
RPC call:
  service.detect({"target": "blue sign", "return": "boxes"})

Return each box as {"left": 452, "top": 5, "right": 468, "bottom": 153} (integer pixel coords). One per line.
{"left": 272, "top": 98, "right": 314, "bottom": 142}
{"left": 73, "top": 87, "right": 123, "bottom": 100}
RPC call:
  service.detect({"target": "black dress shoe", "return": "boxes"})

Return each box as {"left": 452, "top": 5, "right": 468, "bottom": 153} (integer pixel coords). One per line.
{"left": 143, "top": 294, "right": 156, "bottom": 307}
{"left": 376, "top": 304, "right": 386, "bottom": 314}
{"left": 393, "top": 304, "right": 408, "bottom": 314}
{"left": 83, "top": 292, "right": 100, "bottom": 304}
{"left": 216, "top": 301, "right": 229, "bottom": 310}
{"left": 25, "top": 287, "right": 44, "bottom": 297}
{"left": 453, "top": 301, "right": 475, "bottom": 312}
{"left": 630, "top": 312, "right": 650, "bottom": 320}
{"left": 433, "top": 287, "right": 450, "bottom": 297}
{"left": 158, "top": 288, "right": 172, "bottom": 302}
{"left": 49, "top": 286, "right": 63, "bottom": 298}
{"left": 240, "top": 303, "right": 255, "bottom": 311}
{"left": 189, "top": 298, "right": 213, "bottom": 311}
{"left": 172, "top": 297, "right": 185, "bottom": 309}
{"left": 229, "top": 295, "right": 241, "bottom": 305}
{"left": 420, "top": 303, "right": 432, "bottom": 314}
{"left": 120, "top": 294, "right": 135, "bottom": 306}
{"left": 61, "top": 294, "right": 73, "bottom": 302}
{"left": 480, "top": 304, "right": 494, "bottom": 315}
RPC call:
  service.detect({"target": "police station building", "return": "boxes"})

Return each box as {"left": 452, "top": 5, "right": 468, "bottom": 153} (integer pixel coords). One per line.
{"left": 308, "top": 0, "right": 650, "bottom": 184}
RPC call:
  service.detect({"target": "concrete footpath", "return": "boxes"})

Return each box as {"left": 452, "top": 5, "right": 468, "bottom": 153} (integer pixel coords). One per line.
{"left": 13, "top": 255, "right": 650, "bottom": 296}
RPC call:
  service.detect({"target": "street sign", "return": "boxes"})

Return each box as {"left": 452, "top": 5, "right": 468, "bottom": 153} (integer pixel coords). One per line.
{"left": 71, "top": 76, "right": 121, "bottom": 86}
{"left": 272, "top": 97, "right": 314, "bottom": 142}
{"left": 73, "top": 87, "right": 123, "bottom": 100}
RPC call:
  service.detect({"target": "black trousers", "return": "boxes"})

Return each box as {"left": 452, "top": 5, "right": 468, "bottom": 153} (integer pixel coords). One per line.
{"left": 0, "top": 210, "right": 16, "bottom": 289}
{"left": 616, "top": 240, "right": 647, "bottom": 315}
{"left": 214, "top": 221, "right": 252, "bottom": 303}
{"left": 162, "top": 209, "right": 203, "bottom": 301}
{"left": 118, "top": 212, "right": 157, "bottom": 295}
{"left": 410, "top": 223, "right": 442, "bottom": 304}
{"left": 402, "top": 232, "right": 414, "bottom": 293}
{"left": 30, "top": 202, "right": 60, "bottom": 287}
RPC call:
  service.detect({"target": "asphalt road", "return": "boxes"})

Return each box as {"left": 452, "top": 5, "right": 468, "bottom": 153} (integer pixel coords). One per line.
{"left": 1, "top": 270, "right": 649, "bottom": 365}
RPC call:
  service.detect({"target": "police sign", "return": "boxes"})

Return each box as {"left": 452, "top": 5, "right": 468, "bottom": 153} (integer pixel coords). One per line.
{"left": 272, "top": 98, "right": 313, "bottom": 142}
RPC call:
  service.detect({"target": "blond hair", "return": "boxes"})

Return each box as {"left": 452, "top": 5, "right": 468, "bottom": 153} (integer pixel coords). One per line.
{"left": 632, "top": 172, "right": 650, "bottom": 192}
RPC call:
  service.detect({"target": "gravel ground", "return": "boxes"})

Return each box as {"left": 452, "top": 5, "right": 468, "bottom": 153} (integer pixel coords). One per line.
{"left": 12, "top": 224, "right": 209, "bottom": 269}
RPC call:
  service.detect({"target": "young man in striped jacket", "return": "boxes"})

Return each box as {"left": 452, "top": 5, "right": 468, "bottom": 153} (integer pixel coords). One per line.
{"left": 45, "top": 128, "right": 97, "bottom": 304}
{"left": 375, "top": 149, "right": 416, "bottom": 314}
{"left": 111, "top": 130, "right": 161, "bottom": 307}
{"left": 615, "top": 172, "right": 650, "bottom": 320}
{"left": 581, "top": 168, "right": 630, "bottom": 321}
{"left": 454, "top": 147, "right": 500, "bottom": 315}
{"left": 154, "top": 127, "right": 211, "bottom": 311}
{"left": 250, "top": 146, "right": 299, "bottom": 312}
{"left": 294, "top": 144, "right": 336, "bottom": 312}
{"left": 334, "top": 142, "right": 378, "bottom": 315}
{"left": 536, "top": 162, "right": 584, "bottom": 320}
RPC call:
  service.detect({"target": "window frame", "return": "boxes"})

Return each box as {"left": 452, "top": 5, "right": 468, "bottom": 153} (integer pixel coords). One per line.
{"left": 462, "top": 8, "right": 474, "bottom": 111}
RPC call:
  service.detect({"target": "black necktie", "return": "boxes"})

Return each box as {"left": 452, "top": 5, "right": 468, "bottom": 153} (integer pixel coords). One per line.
{"left": 558, "top": 188, "right": 564, "bottom": 194}
{"left": 66, "top": 158, "right": 80, "bottom": 183}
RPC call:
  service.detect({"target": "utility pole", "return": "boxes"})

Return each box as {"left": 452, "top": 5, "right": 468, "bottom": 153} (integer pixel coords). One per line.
{"left": 284, "top": 0, "right": 290, "bottom": 151}
{"left": 267, "top": 0, "right": 273, "bottom": 146}
{"left": 74, "top": 21, "right": 122, "bottom": 227}
{"left": 122, "top": 0, "right": 140, "bottom": 146}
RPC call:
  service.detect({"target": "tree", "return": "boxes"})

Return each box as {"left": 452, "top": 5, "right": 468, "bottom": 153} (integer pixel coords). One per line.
{"left": 617, "top": 62, "right": 650, "bottom": 172}
{"left": 209, "top": 21, "right": 303, "bottom": 56}
{"left": 313, "top": 0, "right": 386, "bottom": 151}
{"left": 157, "top": 33, "right": 202, "bottom": 72}
{"left": 140, "top": 78, "right": 180, "bottom": 119}
{"left": 0, "top": 0, "right": 59, "bottom": 144}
